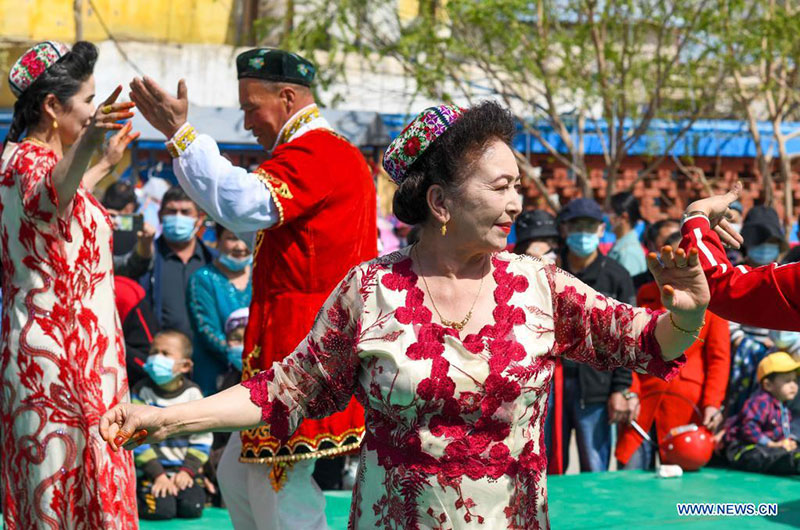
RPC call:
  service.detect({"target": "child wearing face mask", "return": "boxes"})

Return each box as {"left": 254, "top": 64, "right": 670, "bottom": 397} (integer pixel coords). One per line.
{"left": 722, "top": 352, "right": 800, "bottom": 475}
{"left": 133, "top": 330, "right": 213, "bottom": 520}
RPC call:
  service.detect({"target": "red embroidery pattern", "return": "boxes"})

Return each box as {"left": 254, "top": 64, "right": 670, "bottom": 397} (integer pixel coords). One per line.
{"left": 0, "top": 142, "right": 137, "bottom": 528}
{"left": 244, "top": 249, "right": 684, "bottom": 529}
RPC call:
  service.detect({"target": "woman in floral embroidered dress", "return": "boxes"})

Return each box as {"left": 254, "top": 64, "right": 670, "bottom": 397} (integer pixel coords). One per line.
{"left": 1, "top": 41, "right": 140, "bottom": 528}
{"left": 101, "top": 102, "right": 710, "bottom": 529}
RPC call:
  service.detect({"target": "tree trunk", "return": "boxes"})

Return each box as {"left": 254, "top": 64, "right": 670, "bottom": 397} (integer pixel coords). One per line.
{"left": 282, "top": 0, "right": 294, "bottom": 43}
{"left": 73, "top": 0, "right": 83, "bottom": 41}
{"left": 603, "top": 161, "right": 620, "bottom": 208}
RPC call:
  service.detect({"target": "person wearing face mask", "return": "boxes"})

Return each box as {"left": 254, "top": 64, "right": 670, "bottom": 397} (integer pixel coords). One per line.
{"left": 186, "top": 224, "right": 253, "bottom": 396}
{"left": 546, "top": 198, "right": 637, "bottom": 474}
{"left": 102, "top": 102, "right": 708, "bottom": 528}
{"left": 137, "top": 186, "right": 217, "bottom": 339}
{"left": 127, "top": 49, "right": 375, "bottom": 529}
{"left": 678, "top": 183, "right": 800, "bottom": 331}
{"left": 513, "top": 209, "right": 560, "bottom": 264}
{"left": 725, "top": 205, "right": 789, "bottom": 399}
{"left": 741, "top": 205, "right": 788, "bottom": 267}
{"left": 132, "top": 330, "right": 213, "bottom": 520}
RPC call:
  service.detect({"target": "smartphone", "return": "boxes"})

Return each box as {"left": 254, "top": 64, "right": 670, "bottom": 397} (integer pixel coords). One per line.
{"left": 111, "top": 213, "right": 144, "bottom": 233}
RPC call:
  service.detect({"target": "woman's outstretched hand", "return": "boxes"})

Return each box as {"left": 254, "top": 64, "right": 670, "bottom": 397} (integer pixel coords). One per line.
{"left": 647, "top": 245, "right": 710, "bottom": 319}
{"left": 87, "top": 85, "right": 136, "bottom": 143}
{"left": 685, "top": 182, "right": 745, "bottom": 249}
{"left": 99, "top": 403, "right": 168, "bottom": 452}
{"left": 100, "top": 121, "right": 140, "bottom": 169}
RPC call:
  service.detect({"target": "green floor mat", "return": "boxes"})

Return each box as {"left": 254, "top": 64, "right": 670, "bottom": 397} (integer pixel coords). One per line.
{"left": 7, "top": 468, "right": 798, "bottom": 528}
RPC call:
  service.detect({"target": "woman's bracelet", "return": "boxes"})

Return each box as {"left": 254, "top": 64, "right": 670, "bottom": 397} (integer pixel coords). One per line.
{"left": 669, "top": 312, "right": 705, "bottom": 343}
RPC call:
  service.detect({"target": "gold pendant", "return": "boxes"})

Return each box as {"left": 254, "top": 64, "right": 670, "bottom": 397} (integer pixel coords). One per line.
{"left": 441, "top": 311, "right": 471, "bottom": 331}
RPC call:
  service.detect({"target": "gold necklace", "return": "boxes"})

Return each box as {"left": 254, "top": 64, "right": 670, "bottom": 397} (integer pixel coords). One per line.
{"left": 413, "top": 245, "right": 488, "bottom": 332}
{"left": 22, "top": 136, "right": 49, "bottom": 148}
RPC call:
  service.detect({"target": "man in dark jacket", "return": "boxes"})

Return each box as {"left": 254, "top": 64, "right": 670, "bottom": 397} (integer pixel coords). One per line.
{"left": 137, "top": 186, "right": 217, "bottom": 338}
{"left": 547, "top": 198, "right": 637, "bottom": 472}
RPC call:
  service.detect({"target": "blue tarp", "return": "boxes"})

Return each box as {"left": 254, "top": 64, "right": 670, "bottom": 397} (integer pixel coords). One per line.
{"left": 381, "top": 113, "right": 800, "bottom": 159}
{"left": 3, "top": 107, "right": 800, "bottom": 159}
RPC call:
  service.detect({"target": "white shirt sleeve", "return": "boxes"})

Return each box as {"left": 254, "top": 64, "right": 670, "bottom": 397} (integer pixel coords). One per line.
{"left": 172, "top": 132, "right": 277, "bottom": 248}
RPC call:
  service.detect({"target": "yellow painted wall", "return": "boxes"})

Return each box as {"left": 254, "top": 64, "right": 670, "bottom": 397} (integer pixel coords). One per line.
{"left": 0, "top": 0, "right": 237, "bottom": 45}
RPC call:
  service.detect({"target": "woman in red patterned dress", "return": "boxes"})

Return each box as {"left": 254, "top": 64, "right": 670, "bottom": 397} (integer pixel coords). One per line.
{"left": 1, "top": 41, "right": 139, "bottom": 528}
{"left": 102, "top": 102, "right": 711, "bottom": 529}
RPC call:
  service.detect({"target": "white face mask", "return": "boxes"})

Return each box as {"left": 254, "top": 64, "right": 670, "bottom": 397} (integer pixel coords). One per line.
{"left": 542, "top": 250, "right": 557, "bottom": 264}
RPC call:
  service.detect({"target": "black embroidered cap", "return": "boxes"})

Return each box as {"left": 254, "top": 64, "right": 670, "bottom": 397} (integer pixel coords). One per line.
{"left": 236, "top": 48, "right": 316, "bottom": 87}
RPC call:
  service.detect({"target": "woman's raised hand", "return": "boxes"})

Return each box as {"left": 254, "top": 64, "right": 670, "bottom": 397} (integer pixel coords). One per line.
{"left": 685, "top": 182, "right": 745, "bottom": 249}
{"left": 100, "top": 121, "right": 140, "bottom": 169}
{"left": 87, "top": 85, "right": 136, "bottom": 143}
{"left": 99, "top": 402, "right": 168, "bottom": 451}
{"left": 647, "top": 245, "right": 710, "bottom": 318}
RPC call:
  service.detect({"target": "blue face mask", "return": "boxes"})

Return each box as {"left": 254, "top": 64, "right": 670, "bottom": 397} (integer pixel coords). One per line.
{"left": 566, "top": 232, "right": 600, "bottom": 258}
{"left": 219, "top": 254, "right": 253, "bottom": 272}
{"left": 162, "top": 214, "right": 198, "bottom": 243}
{"left": 143, "top": 355, "right": 177, "bottom": 385}
{"left": 748, "top": 243, "right": 780, "bottom": 265}
{"left": 227, "top": 345, "right": 244, "bottom": 371}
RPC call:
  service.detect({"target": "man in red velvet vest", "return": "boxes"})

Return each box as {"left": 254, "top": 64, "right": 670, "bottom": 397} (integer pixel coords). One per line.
{"left": 130, "top": 48, "right": 375, "bottom": 529}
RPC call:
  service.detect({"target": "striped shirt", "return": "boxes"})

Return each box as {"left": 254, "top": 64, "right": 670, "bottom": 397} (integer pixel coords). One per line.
{"left": 132, "top": 378, "right": 213, "bottom": 479}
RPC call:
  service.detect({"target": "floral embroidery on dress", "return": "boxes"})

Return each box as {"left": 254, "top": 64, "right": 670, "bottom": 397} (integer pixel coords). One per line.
{"left": 0, "top": 141, "right": 137, "bottom": 529}
{"left": 244, "top": 248, "right": 686, "bottom": 529}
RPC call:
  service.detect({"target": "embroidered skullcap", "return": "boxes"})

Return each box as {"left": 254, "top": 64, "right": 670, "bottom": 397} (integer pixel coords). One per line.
{"left": 8, "top": 41, "right": 71, "bottom": 98}
{"left": 236, "top": 48, "right": 316, "bottom": 87}
{"left": 382, "top": 104, "right": 465, "bottom": 185}
{"left": 225, "top": 307, "right": 250, "bottom": 336}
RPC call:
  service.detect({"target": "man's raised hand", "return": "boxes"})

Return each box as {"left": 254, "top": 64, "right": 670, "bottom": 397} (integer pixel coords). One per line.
{"left": 129, "top": 77, "right": 189, "bottom": 139}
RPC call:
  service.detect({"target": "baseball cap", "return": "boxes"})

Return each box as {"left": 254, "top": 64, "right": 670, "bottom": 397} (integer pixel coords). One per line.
{"left": 558, "top": 198, "right": 604, "bottom": 224}
{"left": 515, "top": 210, "right": 559, "bottom": 242}
{"left": 757, "top": 351, "right": 800, "bottom": 382}
{"left": 741, "top": 206, "right": 788, "bottom": 251}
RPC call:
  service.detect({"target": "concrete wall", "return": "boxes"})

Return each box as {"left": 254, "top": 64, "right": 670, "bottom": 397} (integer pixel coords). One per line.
{"left": 0, "top": 0, "right": 239, "bottom": 45}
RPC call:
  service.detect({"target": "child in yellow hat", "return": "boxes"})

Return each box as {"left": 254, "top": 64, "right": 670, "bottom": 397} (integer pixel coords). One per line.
{"left": 722, "top": 352, "right": 800, "bottom": 474}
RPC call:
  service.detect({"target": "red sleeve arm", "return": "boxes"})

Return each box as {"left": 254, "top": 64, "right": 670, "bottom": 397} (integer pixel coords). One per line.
{"left": 679, "top": 216, "right": 800, "bottom": 331}
{"left": 700, "top": 312, "right": 730, "bottom": 409}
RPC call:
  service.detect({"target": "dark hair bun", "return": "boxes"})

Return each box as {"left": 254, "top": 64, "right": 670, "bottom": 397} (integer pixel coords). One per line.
{"left": 391, "top": 100, "right": 516, "bottom": 225}
{"left": 5, "top": 41, "right": 98, "bottom": 147}
{"left": 392, "top": 171, "right": 430, "bottom": 225}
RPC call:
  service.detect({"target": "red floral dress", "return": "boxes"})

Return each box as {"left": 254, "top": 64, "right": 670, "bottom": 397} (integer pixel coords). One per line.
{"left": 243, "top": 247, "right": 685, "bottom": 529}
{"left": 0, "top": 141, "right": 137, "bottom": 529}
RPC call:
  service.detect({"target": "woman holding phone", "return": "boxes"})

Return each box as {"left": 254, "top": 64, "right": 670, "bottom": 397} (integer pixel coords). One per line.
{"left": 0, "top": 41, "right": 140, "bottom": 527}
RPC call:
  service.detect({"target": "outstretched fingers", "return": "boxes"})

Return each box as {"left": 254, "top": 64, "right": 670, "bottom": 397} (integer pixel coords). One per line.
{"left": 687, "top": 247, "right": 700, "bottom": 268}
{"left": 646, "top": 251, "right": 661, "bottom": 275}
{"left": 661, "top": 284, "right": 676, "bottom": 308}
{"left": 100, "top": 85, "right": 123, "bottom": 107}
{"left": 129, "top": 78, "right": 156, "bottom": 111}
{"left": 674, "top": 247, "right": 688, "bottom": 268}
{"left": 714, "top": 218, "right": 744, "bottom": 249}
{"left": 143, "top": 76, "right": 167, "bottom": 102}
{"left": 660, "top": 245, "right": 677, "bottom": 268}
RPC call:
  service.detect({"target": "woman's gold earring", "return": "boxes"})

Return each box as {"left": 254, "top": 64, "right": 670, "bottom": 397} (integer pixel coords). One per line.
{"left": 52, "top": 120, "right": 58, "bottom": 130}
{"left": 441, "top": 223, "right": 447, "bottom": 236}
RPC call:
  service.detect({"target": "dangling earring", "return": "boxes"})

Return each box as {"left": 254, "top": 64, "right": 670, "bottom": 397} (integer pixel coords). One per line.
{"left": 52, "top": 120, "right": 58, "bottom": 130}
{"left": 440, "top": 223, "right": 447, "bottom": 236}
